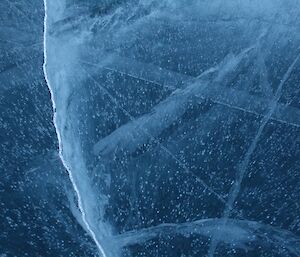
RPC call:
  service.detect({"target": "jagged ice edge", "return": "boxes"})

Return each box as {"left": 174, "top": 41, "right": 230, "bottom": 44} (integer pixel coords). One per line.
{"left": 42, "top": 1, "right": 107, "bottom": 256}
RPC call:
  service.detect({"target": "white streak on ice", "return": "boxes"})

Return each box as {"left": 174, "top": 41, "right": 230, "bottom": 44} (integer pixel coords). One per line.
{"left": 115, "top": 218, "right": 300, "bottom": 256}
{"left": 81, "top": 62, "right": 225, "bottom": 203}
{"left": 207, "top": 51, "right": 300, "bottom": 257}
{"left": 43, "top": 1, "right": 107, "bottom": 256}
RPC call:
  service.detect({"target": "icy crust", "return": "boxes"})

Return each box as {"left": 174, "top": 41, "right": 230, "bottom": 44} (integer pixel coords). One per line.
{"left": 44, "top": 1, "right": 116, "bottom": 257}
{"left": 44, "top": 0, "right": 300, "bottom": 256}
{"left": 168, "top": 0, "right": 300, "bottom": 23}
{"left": 115, "top": 218, "right": 300, "bottom": 256}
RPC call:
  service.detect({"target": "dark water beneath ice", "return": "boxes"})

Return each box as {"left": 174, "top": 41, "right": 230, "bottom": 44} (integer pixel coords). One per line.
{"left": 1, "top": 1, "right": 300, "bottom": 256}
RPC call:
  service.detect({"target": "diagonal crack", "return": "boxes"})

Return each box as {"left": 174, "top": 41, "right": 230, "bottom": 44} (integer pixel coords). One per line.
{"left": 114, "top": 217, "right": 300, "bottom": 256}
{"left": 207, "top": 50, "right": 300, "bottom": 257}
{"left": 80, "top": 62, "right": 226, "bottom": 203}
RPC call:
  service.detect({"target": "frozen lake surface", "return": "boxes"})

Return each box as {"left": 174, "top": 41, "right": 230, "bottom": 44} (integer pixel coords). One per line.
{"left": 1, "top": 1, "right": 300, "bottom": 256}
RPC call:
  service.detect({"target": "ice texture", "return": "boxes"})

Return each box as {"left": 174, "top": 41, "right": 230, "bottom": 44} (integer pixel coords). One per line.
{"left": 0, "top": 1, "right": 98, "bottom": 256}
{"left": 43, "top": 0, "right": 300, "bottom": 256}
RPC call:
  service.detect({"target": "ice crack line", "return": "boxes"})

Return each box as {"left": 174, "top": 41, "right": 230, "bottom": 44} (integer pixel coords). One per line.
{"left": 43, "top": 1, "right": 106, "bottom": 257}
{"left": 207, "top": 51, "right": 300, "bottom": 257}
{"left": 79, "top": 62, "right": 226, "bottom": 204}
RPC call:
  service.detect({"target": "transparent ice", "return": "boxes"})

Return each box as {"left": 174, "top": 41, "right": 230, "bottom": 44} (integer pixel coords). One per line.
{"left": 42, "top": 0, "right": 300, "bottom": 256}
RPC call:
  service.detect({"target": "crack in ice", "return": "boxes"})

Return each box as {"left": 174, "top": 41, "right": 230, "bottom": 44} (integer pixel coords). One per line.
{"left": 40, "top": 1, "right": 300, "bottom": 256}
{"left": 80, "top": 63, "right": 226, "bottom": 203}
{"left": 81, "top": 51, "right": 300, "bottom": 129}
{"left": 114, "top": 217, "right": 300, "bottom": 255}
{"left": 43, "top": 1, "right": 107, "bottom": 256}
{"left": 207, "top": 51, "right": 300, "bottom": 257}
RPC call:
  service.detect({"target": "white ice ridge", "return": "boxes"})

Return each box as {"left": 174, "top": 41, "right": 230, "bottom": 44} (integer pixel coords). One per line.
{"left": 43, "top": 1, "right": 107, "bottom": 257}
{"left": 78, "top": 46, "right": 254, "bottom": 204}
{"left": 81, "top": 61, "right": 226, "bottom": 203}
{"left": 207, "top": 51, "right": 300, "bottom": 257}
{"left": 114, "top": 218, "right": 300, "bottom": 256}
{"left": 89, "top": 44, "right": 300, "bottom": 205}
{"left": 92, "top": 47, "right": 300, "bottom": 160}
{"left": 27, "top": 152, "right": 300, "bottom": 256}
{"left": 95, "top": 53, "right": 300, "bottom": 130}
